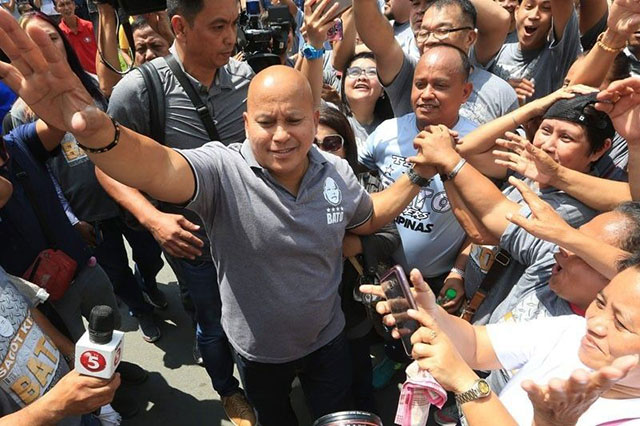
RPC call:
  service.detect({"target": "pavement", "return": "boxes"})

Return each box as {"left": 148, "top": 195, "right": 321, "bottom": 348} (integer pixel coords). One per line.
{"left": 116, "top": 255, "right": 439, "bottom": 426}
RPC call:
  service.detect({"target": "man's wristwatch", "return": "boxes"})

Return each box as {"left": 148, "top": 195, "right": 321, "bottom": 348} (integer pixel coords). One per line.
{"left": 455, "top": 378, "right": 491, "bottom": 405}
{"left": 301, "top": 43, "right": 325, "bottom": 60}
{"left": 406, "top": 167, "right": 432, "bottom": 187}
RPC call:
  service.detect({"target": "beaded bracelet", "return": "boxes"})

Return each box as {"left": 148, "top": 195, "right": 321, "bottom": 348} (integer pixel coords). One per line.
{"left": 77, "top": 116, "right": 120, "bottom": 154}
{"left": 596, "top": 32, "right": 627, "bottom": 53}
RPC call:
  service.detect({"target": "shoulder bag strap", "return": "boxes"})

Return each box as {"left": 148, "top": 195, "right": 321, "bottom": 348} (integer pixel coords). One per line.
{"left": 163, "top": 54, "right": 221, "bottom": 142}
{"left": 137, "top": 61, "right": 166, "bottom": 145}
{"left": 460, "top": 248, "right": 512, "bottom": 322}
{"left": 13, "top": 161, "right": 57, "bottom": 249}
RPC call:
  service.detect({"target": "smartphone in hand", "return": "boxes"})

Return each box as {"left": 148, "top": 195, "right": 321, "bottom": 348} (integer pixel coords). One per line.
{"left": 380, "top": 265, "right": 419, "bottom": 356}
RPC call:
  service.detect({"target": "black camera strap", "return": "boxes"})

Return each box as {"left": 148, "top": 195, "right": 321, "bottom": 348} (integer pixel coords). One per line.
{"left": 164, "top": 55, "right": 221, "bottom": 142}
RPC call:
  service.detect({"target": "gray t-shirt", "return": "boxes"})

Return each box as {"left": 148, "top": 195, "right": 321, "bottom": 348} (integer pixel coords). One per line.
{"left": 0, "top": 268, "right": 77, "bottom": 426}
{"left": 385, "top": 52, "right": 519, "bottom": 125}
{"left": 393, "top": 21, "right": 420, "bottom": 61}
{"left": 480, "top": 12, "right": 582, "bottom": 101}
{"left": 179, "top": 142, "right": 373, "bottom": 363}
{"left": 467, "top": 179, "right": 597, "bottom": 325}
{"left": 107, "top": 50, "right": 253, "bottom": 260}
{"left": 359, "top": 113, "right": 477, "bottom": 277}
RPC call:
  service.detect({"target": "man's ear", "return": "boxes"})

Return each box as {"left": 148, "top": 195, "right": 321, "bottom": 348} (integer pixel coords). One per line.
{"left": 171, "top": 15, "right": 188, "bottom": 40}
{"left": 590, "top": 137, "right": 612, "bottom": 163}
{"left": 462, "top": 80, "right": 473, "bottom": 103}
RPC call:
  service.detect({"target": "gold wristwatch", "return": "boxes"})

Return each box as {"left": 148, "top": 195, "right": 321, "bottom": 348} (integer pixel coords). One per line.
{"left": 454, "top": 378, "right": 491, "bottom": 405}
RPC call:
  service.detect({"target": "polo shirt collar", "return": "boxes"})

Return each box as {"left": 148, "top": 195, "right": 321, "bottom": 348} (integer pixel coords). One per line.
{"left": 169, "top": 44, "right": 234, "bottom": 92}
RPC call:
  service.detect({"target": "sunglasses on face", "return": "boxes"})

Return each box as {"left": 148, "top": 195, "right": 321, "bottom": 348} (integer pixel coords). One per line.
{"left": 315, "top": 134, "right": 344, "bottom": 152}
{"left": 345, "top": 66, "right": 378, "bottom": 79}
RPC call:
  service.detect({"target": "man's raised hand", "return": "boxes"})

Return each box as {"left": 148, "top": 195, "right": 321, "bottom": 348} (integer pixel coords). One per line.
{"left": 0, "top": 9, "right": 106, "bottom": 139}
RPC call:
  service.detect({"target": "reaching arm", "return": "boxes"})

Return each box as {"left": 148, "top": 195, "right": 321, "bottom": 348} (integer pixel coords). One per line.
{"left": 0, "top": 10, "right": 196, "bottom": 204}
{"left": 458, "top": 85, "right": 597, "bottom": 156}
{"left": 331, "top": 9, "right": 356, "bottom": 72}
{"left": 446, "top": 183, "right": 500, "bottom": 245}
{"left": 352, "top": 0, "right": 404, "bottom": 85}
{"left": 95, "top": 2, "right": 121, "bottom": 98}
{"left": 550, "top": 0, "right": 576, "bottom": 41}
{"left": 579, "top": 0, "right": 609, "bottom": 35}
{"left": 506, "top": 177, "right": 629, "bottom": 279}
{"left": 95, "top": 167, "right": 204, "bottom": 259}
{"left": 411, "top": 125, "right": 520, "bottom": 239}
{"left": 569, "top": 0, "right": 640, "bottom": 87}
{"left": 351, "top": 174, "right": 421, "bottom": 235}
{"left": 31, "top": 308, "right": 74, "bottom": 360}
{"left": 470, "top": 0, "right": 511, "bottom": 66}
{"left": 300, "top": 0, "right": 338, "bottom": 108}
{"left": 494, "top": 131, "right": 631, "bottom": 212}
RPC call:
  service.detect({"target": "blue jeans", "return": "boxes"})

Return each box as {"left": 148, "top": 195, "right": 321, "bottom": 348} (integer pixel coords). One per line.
{"left": 93, "top": 218, "right": 162, "bottom": 316}
{"left": 235, "top": 332, "right": 352, "bottom": 426}
{"left": 170, "top": 257, "right": 239, "bottom": 397}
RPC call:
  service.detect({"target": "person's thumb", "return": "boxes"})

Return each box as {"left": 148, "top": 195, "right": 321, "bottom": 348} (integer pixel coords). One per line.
{"left": 177, "top": 216, "right": 200, "bottom": 231}
{"left": 409, "top": 268, "right": 437, "bottom": 311}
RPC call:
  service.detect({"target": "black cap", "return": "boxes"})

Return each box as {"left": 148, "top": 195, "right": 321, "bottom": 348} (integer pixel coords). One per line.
{"left": 542, "top": 92, "right": 615, "bottom": 142}
{"left": 88, "top": 305, "right": 115, "bottom": 345}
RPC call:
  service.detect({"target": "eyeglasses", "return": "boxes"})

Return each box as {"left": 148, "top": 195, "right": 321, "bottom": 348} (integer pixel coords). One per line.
{"left": 315, "top": 134, "right": 344, "bottom": 152}
{"left": 345, "top": 66, "right": 378, "bottom": 79}
{"left": 416, "top": 26, "right": 474, "bottom": 42}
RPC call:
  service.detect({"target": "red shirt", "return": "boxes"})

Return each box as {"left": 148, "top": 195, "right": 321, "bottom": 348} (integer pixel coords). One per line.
{"left": 59, "top": 17, "right": 97, "bottom": 74}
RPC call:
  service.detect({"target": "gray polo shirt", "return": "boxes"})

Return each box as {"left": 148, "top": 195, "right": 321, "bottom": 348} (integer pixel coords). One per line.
{"left": 385, "top": 51, "right": 519, "bottom": 125}
{"left": 107, "top": 47, "right": 253, "bottom": 260}
{"left": 179, "top": 142, "right": 373, "bottom": 363}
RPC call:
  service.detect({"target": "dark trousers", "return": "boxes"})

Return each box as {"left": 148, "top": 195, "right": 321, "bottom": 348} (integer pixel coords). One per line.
{"left": 93, "top": 217, "right": 162, "bottom": 315}
{"left": 164, "top": 256, "right": 239, "bottom": 397}
{"left": 235, "top": 332, "right": 353, "bottom": 426}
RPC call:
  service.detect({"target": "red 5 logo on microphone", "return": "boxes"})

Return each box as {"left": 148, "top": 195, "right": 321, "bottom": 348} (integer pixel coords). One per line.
{"left": 80, "top": 350, "right": 107, "bottom": 372}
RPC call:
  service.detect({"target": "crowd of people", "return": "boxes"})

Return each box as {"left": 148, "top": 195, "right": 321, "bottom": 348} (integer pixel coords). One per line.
{"left": 0, "top": 0, "right": 640, "bottom": 425}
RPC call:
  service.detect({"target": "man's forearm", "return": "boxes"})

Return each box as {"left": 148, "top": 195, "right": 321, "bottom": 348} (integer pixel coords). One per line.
{"left": 556, "top": 227, "right": 629, "bottom": 279}
{"left": 95, "top": 167, "right": 162, "bottom": 228}
{"left": 32, "top": 308, "right": 74, "bottom": 358}
{"left": 553, "top": 166, "right": 632, "bottom": 212}
{"left": 35, "top": 120, "right": 66, "bottom": 151}
{"left": 354, "top": 175, "right": 420, "bottom": 234}
{"left": 443, "top": 155, "right": 520, "bottom": 239}
{"left": 78, "top": 113, "right": 194, "bottom": 204}
{"left": 0, "top": 395, "right": 62, "bottom": 426}
{"left": 470, "top": 0, "right": 510, "bottom": 64}
{"left": 96, "top": 3, "right": 122, "bottom": 98}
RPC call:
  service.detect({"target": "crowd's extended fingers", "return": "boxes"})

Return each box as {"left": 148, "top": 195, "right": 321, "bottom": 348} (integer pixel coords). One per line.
{"left": 547, "top": 378, "right": 568, "bottom": 401}
{"left": 409, "top": 324, "right": 438, "bottom": 346}
{"left": 598, "top": 77, "right": 640, "bottom": 99}
{"left": 493, "top": 151, "right": 521, "bottom": 169}
{"left": 521, "top": 379, "right": 547, "bottom": 404}
{"left": 359, "top": 284, "right": 386, "bottom": 299}
{"left": 508, "top": 176, "right": 544, "bottom": 209}
{"left": 565, "top": 369, "right": 590, "bottom": 395}
{"left": 411, "top": 341, "right": 436, "bottom": 361}
{"left": 495, "top": 137, "right": 525, "bottom": 154}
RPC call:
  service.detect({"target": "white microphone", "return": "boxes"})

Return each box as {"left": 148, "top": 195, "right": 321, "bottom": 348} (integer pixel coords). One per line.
{"left": 75, "top": 305, "right": 124, "bottom": 379}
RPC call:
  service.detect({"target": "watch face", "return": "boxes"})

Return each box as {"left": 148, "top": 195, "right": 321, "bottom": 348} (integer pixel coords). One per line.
{"left": 478, "top": 380, "right": 490, "bottom": 395}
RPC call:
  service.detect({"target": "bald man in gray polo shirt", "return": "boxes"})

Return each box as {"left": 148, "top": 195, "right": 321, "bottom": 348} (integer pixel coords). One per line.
{"left": 0, "top": 14, "right": 433, "bottom": 421}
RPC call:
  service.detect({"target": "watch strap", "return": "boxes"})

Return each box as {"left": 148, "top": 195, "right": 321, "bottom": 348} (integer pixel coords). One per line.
{"left": 301, "top": 43, "right": 325, "bottom": 59}
{"left": 406, "top": 167, "right": 432, "bottom": 187}
{"left": 455, "top": 379, "right": 491, "bottom": 405}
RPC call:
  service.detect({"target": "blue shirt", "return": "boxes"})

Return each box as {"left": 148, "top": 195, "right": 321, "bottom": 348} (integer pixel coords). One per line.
{"left": 0, "top": 123, "right": 90, "bottom": 276}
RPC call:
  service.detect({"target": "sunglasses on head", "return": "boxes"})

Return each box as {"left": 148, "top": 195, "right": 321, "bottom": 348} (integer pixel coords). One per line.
{"left": 315, "top": 134, "right": 344, "bottom": 152}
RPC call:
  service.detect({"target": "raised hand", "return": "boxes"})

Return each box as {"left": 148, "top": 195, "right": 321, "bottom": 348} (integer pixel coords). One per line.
{"left": 407, "top": 305, "right": 478, "bottom": 393}
{"left": 360, "top": 268, "right": 442, "bottom": 339}
{"left": 0, "top": 10, "right": 107, "bottom": 140}
{"left": 409, "top": 124, "right": 458, "bottom": 177}
{"left": 493, "top": 131, "right": 560, "bottom": 185}
{"left": 504, "top": 176, "right": 574, "bottom": 245}
{"left": 508, "top": 78, "right": 535, "bottom": 106}
{"left": 608, "top": 0, "right": 640, "bottom": 37}
{"left": 303, "top": 0, "right": 341, "bottom": 48}
{"left": 523, "top": 355, "right": 639, "bottom": 426}
{"left": 597, "top": 77, "right": 640, "bottom": 144}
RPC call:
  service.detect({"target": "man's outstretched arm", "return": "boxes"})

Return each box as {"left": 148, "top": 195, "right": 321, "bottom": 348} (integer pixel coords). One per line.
{"left": 0, "top": 9, "right": 195, "bottom": 205}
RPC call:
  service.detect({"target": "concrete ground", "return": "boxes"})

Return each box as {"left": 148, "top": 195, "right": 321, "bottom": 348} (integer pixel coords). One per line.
{"left": 116, "top": 257, "right": 439, "bottom": 426}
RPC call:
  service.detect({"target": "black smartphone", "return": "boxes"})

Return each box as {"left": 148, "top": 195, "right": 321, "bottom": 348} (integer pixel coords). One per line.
{"left": 379, "top": 265, "right": 419, "bottom": 356}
